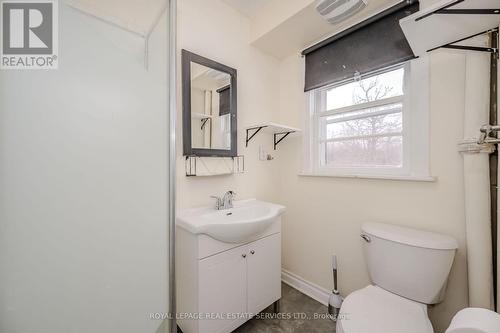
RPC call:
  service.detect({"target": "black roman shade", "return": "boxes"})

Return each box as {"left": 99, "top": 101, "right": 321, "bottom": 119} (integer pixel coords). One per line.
{"left": 217, "top": 85, "right": 230, "bottom": 116}
{"left": 303, "top": 1, "right": 419, "bottom": 92}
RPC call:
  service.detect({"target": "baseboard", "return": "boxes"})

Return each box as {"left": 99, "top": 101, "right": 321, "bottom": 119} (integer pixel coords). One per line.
{"left": 281, "top": 269, "right": 331, "bottom": 306}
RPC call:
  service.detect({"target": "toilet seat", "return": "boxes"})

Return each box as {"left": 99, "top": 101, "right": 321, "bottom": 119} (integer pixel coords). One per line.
{"left": 446, "top": 308, "right": 500, "bottom": 333}
{"left": 337, "top": 285, "right": 434, "bottom": 333}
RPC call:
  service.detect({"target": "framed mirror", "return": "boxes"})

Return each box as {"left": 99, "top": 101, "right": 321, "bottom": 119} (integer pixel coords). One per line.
{"left": 182, "top": 50, "right": 237, "bottom": 157}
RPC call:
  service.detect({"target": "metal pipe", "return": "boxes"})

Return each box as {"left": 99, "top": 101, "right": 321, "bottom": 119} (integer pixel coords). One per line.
{"left": 427, "top": 28, "right": 499, "bottom": 53}
{"left": 415, "top": 0, "right": 464, "bottom": 21}
{"left": 168, "top": 0, "right": 177, "bottom": 331}
{"left": 481, "top": 125, "right": 500, "bottom": 133}
{"left": 490, "top": 29, "right": 499, "bottom": 311}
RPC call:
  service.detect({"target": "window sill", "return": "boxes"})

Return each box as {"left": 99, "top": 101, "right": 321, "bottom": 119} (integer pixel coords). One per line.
{"left": 298, "top": 172, "right": 436, "bottom": 182}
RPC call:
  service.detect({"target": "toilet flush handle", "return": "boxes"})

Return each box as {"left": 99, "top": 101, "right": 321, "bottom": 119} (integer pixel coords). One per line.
{"left": 360, "top": 234, "right": 371, "bottom": 243}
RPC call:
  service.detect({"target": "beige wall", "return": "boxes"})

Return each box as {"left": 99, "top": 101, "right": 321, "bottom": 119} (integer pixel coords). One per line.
{"left": 176, "top": 0, "right": 282, "bottom": 209}
{"left": 177, "top": 1, "right": 479, "bottom": 332}
{"left": 274, "top": 50, "right": 476, "bottom": 332}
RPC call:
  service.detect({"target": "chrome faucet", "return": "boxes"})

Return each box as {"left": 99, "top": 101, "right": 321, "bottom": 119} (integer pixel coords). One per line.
{"left": 210, "top": 191, "right": 236, "bottom": 210}
{"left": 210, "top": 196, "right": 223, "bottom": 210}
{"left": 222, "top": 191, "right": 236, "bottom": 209}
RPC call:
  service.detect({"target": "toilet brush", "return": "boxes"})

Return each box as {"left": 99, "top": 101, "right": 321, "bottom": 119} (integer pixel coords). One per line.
{"left": 328, "top": 255, "right": 343, "bottom": 321}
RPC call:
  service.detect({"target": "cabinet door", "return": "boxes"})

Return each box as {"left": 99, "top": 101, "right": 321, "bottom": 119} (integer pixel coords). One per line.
{"left": 198, "top": 244, "right": 248, "bottom": 333}
{"left": 246, "top": 233, "right": 281, "bottom": 314}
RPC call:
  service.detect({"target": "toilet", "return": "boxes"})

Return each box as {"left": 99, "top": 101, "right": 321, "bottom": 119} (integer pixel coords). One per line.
{"left": 337, "top": 222, "right": 500, "bottom": 333}
{"left": 337, "top": 222, "right": 458, "bottom": 333}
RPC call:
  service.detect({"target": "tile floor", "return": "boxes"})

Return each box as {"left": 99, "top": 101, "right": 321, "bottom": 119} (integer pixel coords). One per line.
{"left": 233, "top": 283, "right": 336, "bottom": 332}
{"left": 177, "top": 283, "right": 336, "bottom": 333}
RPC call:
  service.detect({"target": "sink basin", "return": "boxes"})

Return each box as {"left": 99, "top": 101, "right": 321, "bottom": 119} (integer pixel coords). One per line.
{"left": 176, "top": 199, "right": 286, "bottom": 243}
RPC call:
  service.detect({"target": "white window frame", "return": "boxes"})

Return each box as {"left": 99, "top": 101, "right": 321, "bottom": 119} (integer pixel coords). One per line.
{"left": 302, "top": 58, "right": 433, "bottom": 181}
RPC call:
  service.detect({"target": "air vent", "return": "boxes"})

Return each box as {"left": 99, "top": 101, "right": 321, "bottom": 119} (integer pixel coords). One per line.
{"left": 316, "top": 0, "right": 368, "bottom": 24}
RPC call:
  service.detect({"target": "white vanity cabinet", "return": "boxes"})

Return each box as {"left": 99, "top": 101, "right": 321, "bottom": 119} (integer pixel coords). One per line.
{"left": 246, "top": 233, "right": 281, "bottom": 314}
{"left": 177, "top": 220, "right": 282, "bottom": 333}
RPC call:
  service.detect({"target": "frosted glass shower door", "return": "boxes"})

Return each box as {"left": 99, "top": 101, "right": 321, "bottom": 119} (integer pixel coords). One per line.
{"left": 0, "top": 2, "right": 171, "bottom": 332}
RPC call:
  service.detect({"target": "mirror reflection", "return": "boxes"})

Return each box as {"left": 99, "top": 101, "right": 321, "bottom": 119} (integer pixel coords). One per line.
{"left": 190, "top": 63, "right": 232, "bottom": 150}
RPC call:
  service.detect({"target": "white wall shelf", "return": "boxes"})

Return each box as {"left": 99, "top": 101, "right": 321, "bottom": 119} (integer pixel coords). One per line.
{"left": 191, "top": 112, "right": 213, "bottom": 130}
{"left": 191, "top": 112, "right": 213, "bottom": 119}
{"left": 245, "top": 122, "right": 301, "bottom": 150}
{"left": 400, "top": 0, "right": 500, "bottom": 57}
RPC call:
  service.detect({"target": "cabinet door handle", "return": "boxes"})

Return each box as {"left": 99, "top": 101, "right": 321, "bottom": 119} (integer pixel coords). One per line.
{"left": 242, "top": 254, "right": 247, "bottom": 258}
{"left": 250, "top": 250, "right": 255, "bottom": 255}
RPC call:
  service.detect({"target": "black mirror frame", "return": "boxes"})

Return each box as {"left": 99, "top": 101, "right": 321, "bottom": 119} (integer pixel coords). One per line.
{"left": 182, "top": 50, "right": 238, "bottom": 157}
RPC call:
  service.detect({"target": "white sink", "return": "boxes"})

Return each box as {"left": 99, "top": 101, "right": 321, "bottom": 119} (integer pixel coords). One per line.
{"left": 176, "top": 199, "right": 285, "bottom": 243}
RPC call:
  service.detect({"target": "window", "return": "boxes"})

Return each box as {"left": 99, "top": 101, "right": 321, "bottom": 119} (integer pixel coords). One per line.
{"left": 304, "top": 60, "right": 431, "bottom": 180}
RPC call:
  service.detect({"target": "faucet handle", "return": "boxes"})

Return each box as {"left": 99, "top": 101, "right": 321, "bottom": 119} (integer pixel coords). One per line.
{"left": 210, "top": 196, "right": 222, "bottom": 210}
{"left": 222, "top": 191, "right": 236, "bottom": 209}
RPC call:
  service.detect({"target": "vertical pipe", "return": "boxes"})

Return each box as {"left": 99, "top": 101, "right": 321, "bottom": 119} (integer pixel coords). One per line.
{"left": 463, "top": 48, "right": 495, "bottom": 310}
{"left": 168, "top": 0, "right": 177, "bottom": 331}
{"left": 490, "top": 29, "right": 498, "bottom": 311}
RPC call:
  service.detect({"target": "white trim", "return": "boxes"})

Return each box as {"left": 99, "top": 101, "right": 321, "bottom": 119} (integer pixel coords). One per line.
{"left": 321, "top": 132, "right": 402, "bottom": 143}
{"left": 281, "top": 269, "right": 331, "bottom": 306}
{"left": 303, "top": 92, "right": 315, "bottom": 173}
{"left": 298, "top": 172, "right": 436, "bottom": 182}
{"left": 309, "top": 64, "right": 410, "bottom": 175}
{"left": 168, "top": 1, "right": 178, "bottom": 332}
{"left": 401, "top": 60, "right": 412, "bottom": 176}
{"left": 303, "top": 58, "right": 431, "bottom": 180}
{"left": 320, "top": 95, "right": 404, "bottom": 117}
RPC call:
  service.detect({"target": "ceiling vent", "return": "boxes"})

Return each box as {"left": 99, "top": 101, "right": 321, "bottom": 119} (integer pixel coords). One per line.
{"left": 315, "top": 0, "right": 368, "bottom": 24}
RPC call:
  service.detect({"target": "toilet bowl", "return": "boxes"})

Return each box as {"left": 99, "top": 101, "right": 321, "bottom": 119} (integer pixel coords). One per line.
{"left": 336, "top": 285, "right": 433, "bottom": 333}
{"left": 337, "top": 222, "right": 459, "bottom": 333}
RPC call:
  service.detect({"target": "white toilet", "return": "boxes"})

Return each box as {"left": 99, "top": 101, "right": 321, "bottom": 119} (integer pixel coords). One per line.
{"left": 337, "top": 222, "right": 500, "bottom": 333}
{"left": 337, "top": 222, "right": 458, "bottom": 333}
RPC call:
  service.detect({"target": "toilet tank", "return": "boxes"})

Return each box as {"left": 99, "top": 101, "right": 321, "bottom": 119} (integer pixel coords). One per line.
{"left": 361, "top": 222, "right": 458, "bottom": 304}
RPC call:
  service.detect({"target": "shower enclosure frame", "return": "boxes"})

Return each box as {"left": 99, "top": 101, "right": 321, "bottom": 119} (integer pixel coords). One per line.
{"left": 168, "top": 0, "right": 177, "bottom": 332}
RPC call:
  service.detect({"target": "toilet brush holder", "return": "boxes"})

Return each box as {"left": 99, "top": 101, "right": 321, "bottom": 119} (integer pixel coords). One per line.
{"left": 328, "top": 291, "right": 343, "bottom": 321}
{"left": 328, "top": 255, "right": 343, "bottom": 321}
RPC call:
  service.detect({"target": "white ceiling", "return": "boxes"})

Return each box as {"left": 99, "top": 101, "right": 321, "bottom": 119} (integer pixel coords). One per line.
{"left": 64, "top": 0, "right": 167, "bottom": 36}
{"left": 251, "top": 0, "right": 401, "bottom": 59}
{"left": 221, "top": 0, "right": 403, "bottom": 58}
{"left": 222, "top": 0, "right": 273, "bottom": 18}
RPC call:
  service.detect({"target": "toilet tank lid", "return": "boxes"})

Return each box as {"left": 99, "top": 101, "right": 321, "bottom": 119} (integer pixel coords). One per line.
{"left": 361, "top": 223, "right": 458, "bottom": 250}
